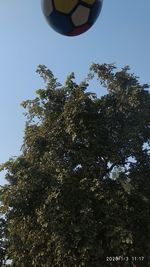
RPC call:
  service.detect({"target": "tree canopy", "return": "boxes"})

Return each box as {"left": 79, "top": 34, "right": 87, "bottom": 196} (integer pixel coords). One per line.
{"left": 0, "top": 63, "right": 150, "bottom": 267}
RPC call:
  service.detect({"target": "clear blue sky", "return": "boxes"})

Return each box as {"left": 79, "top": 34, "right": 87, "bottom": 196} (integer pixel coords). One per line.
{"left": 0, "top": 0, "right": 150, "bottom": 185}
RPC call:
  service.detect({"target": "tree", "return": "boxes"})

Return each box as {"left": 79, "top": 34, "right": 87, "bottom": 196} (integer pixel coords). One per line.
{"left": 0, "top": 63, "right": 150, "bottom": 267}
{"left": 0, "top": 216, "right": 6, "bottom": 266}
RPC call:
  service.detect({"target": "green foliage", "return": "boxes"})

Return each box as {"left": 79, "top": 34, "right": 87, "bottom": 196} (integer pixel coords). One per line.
{"left": 0, "top": 64, "right": 150, "bottom": 266}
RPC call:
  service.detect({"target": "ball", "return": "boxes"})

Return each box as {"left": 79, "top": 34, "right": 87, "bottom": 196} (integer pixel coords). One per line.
{"left": 41, "top": 0, "right": 103, "bottom": 36}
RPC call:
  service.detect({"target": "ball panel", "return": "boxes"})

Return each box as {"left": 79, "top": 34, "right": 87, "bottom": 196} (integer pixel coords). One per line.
{"left": 89, "top": 0, "right": 103, "bottom": 25}
{"left": 42, "top": 0, "right": 53, "bottom": 16}
{"left": 72, "top": 6, "right": 90, "bottom": 27}
{"left": 46, "top": 11, "right": 73, "bottom": 35}
{"left": 68, "top": 23, "right": 90, "bottom": 36}
{"left": 82, "top": 0, "right": 96, "bottom": 5}
{"left": 54, "top": 0, "right": 78, "bottom": 14}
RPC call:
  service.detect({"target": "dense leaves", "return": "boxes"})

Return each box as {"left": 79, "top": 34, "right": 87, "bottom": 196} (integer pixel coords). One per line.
{"left": 0, "top": 64, "right": 150, "bottom": 266}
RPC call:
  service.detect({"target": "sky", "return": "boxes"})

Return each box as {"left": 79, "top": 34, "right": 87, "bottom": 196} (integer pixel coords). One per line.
{"left": 0, "top": 0, "right": 150, "bottom": 185}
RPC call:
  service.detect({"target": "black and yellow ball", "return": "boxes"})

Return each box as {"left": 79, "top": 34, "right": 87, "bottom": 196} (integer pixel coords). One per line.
{"left": 42, "top": 0, "right": 103, "bottom": 36}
